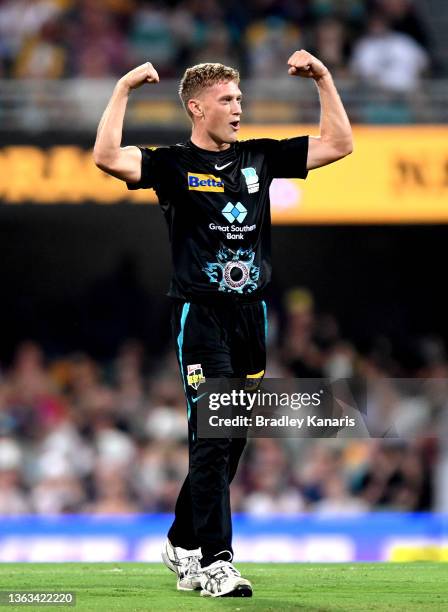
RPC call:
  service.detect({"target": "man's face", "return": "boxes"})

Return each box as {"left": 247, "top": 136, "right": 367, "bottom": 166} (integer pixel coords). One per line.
{"left": 195, "top": 80, "right": 242, "bottom": 144}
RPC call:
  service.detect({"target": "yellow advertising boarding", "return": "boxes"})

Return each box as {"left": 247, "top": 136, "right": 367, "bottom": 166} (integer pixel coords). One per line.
{"left": 0, "top": 126, "right": 446, "bottom": 223}
{"left": 241, "top": 125, "right": 448, "bottom": 224}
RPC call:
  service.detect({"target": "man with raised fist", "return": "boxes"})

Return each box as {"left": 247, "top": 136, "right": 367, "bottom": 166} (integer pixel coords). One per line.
{"left": 94, "top": 50, "right": 352, "bottom": 598}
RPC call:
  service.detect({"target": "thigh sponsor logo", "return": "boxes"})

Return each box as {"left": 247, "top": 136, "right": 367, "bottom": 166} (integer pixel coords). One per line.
{"left": 241, "top": 167, "right": 259, "bottom": 194}
{"left": 188, "top": 173, "right": 224, "bottom": 192}
{"left": 187, "top": 364, "right": 206, "bottom": 389}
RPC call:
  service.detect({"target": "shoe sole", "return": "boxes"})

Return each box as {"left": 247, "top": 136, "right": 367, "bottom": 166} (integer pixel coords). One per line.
{"left": 177, "top": 582, "right": 202, "bottom": 592}
{"left": 177, "top": 583, "right": 202, "bottom": 591}
{"left": 201, "top": 585, "right": 253, "bottom": 598}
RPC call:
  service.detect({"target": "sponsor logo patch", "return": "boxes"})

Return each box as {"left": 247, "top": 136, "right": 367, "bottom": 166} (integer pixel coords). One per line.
{"left": 188, "top": 173, "right": 224, "bottom": 192}
{"left": 222, "top": 201, "right": 247, "bottom": 223}
{"left": 187, "top": 364, "right": 206, "bottom": 389}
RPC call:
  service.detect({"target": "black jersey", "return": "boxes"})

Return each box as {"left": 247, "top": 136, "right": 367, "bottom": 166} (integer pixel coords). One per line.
{"left": 127, "top": 136, "right": 308, "bottom": 301}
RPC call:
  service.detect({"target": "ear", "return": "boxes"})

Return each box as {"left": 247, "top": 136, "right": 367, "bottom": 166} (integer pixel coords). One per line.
{"left": 188, "top": 98, "right": 204, "bottom": 119}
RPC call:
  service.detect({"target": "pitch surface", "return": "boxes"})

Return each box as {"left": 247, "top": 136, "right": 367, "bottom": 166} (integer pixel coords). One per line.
{"left": 0, "top": 563, "right": 446, "bottom": 611}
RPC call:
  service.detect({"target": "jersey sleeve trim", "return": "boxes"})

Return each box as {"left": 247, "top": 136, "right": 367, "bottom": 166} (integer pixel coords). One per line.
{"left": 126, "top": 146, "right": 158, "bottom": 190}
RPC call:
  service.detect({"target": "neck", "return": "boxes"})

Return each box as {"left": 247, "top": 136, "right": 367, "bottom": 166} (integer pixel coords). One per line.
{"left": 190, "top": 127, "right": 231, "bottom": 152}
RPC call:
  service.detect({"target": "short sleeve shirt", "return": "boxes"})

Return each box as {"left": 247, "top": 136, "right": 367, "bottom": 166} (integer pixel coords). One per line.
{"left": 127, "top": 137, "right": 308, "bottom": 300}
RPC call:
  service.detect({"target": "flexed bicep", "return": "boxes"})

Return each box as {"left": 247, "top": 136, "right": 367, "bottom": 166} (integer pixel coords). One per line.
{"left": 307, "top": 136, "right": 352, "bottom": 170}
{"left": 96, "top": 145, "right": 143, "bottom": 183}
{"left": 93, "top": 63, "right": 159, "bottom": 183}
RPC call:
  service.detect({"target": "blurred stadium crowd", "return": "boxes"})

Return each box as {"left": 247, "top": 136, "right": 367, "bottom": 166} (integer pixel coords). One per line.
{"left": 0, "top": 288, "right": 440, "bottom": 516}
{"left": 0, "top": 0, "right": 445, "bottom": 520}
{"left": 0, "top": 0, "right": 435, "bottom": 91}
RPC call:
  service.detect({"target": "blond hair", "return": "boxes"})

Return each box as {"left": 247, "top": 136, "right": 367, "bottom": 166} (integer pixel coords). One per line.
{"left": 179, "top": 63, "right": 240, "bottom": 118}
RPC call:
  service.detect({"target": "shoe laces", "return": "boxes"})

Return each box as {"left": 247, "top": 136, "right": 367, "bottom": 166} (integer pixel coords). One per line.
{"left": 178, "top": 551, "right": 202, "bottom": 578}
{"left": 206, "top": 560, "right": 241, "bottom": 581}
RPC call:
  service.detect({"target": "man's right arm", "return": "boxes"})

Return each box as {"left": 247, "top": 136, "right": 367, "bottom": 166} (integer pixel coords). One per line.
{"left": 93, "top": 62, "right": 159, "bottom": 183}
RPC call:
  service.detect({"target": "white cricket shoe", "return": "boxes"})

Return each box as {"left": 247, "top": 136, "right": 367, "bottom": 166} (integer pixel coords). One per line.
{"left": 200, "top": 560, "right": 252, "bottom": 597}
{"left": 161, "top": 538, "right": 202, "bottom": 591}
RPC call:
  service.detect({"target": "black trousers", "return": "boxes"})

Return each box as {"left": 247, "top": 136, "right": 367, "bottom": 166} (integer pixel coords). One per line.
{"left": 168, "top": 298, "right": 267, "bottom": 567}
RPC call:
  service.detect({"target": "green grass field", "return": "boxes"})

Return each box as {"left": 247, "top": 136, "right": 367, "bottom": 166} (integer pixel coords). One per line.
{"left": 0, "top": 563, "right": 447, "bottom": 612}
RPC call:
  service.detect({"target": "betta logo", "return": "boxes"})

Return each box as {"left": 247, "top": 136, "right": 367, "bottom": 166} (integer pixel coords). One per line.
{"left": 188, "top": 173, "right": 224, "bottom": 192}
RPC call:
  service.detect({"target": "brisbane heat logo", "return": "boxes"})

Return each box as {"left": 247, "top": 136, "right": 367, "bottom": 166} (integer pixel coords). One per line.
{"left": 188, "top": 173, "right": 224, "bottom": 192}
{"left": 241, "top": 167, "right": 259, "bottom": 194}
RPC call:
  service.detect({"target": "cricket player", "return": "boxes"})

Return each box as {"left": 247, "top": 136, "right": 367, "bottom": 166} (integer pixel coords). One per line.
{"left": 94, "top": 49, "right": 352, "bottom": 597}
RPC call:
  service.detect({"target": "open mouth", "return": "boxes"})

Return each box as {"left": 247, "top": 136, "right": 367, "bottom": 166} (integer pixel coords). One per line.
{"left": 230, "top": 120, "right": 240, "bottom": 131}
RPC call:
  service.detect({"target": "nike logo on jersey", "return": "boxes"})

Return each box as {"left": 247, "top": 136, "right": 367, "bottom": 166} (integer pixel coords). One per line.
{"left": 214, "top": 161, "right": 233, "bottom": 171}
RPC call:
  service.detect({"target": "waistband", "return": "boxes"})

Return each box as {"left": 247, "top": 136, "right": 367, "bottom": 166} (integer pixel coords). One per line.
{"left": 169, "top": 292, "right": 265, "bottom": 306}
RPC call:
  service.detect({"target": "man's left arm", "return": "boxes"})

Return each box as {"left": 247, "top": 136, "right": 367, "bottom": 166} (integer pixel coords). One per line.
{"left": 287, "top": 50, "right": 353, "bottom": 170}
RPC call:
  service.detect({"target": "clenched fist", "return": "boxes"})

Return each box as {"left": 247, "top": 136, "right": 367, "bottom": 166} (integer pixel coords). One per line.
{"left": 287, "top": 50, "right": 329, "bottom": 81}
{"left": 119, "top": 62, "right": 160, "bottom": 91}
